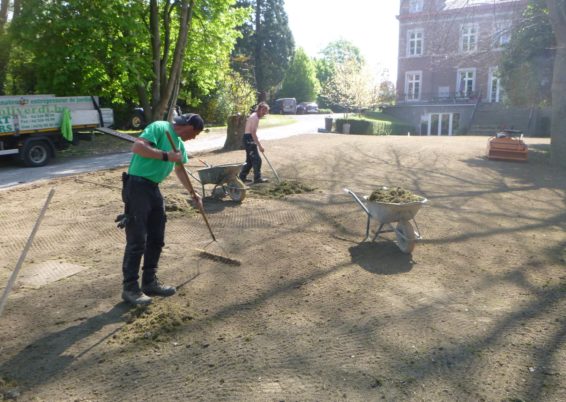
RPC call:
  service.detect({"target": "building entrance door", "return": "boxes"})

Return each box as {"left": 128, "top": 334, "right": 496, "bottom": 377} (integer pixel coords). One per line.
{"left": 427, "top": 113, "right": 459, "bottom": 136}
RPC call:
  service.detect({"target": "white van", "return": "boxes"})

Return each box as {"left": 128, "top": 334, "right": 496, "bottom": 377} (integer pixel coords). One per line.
{"left": 274, "top": 98, "right": 297, "bottom": 114}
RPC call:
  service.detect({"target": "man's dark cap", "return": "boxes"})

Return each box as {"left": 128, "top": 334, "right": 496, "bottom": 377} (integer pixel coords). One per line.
{"left": 174, "top": 113, "right": 204, "bottom": 130}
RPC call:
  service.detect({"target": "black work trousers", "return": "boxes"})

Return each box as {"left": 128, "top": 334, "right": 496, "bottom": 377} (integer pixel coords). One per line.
{"left": 239, "top": 133, "right": 262, "bottom": 181}
{"left": 121, "top": 175, "right": 166, "bottom": 290}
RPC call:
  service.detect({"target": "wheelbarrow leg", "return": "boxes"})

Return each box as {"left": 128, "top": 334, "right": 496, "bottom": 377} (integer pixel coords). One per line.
{"left": 372, "top": 223, "right": 385, "bottom": 242}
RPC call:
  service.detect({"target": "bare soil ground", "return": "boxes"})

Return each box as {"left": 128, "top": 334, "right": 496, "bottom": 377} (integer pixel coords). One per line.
{"left": 0, "top": 134, "right": 565, "bottom": 401}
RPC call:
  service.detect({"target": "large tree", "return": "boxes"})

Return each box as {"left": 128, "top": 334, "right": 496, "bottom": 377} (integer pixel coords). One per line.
{"left": 0, "top": 0, "right": 21, "bottom": 94}
{"left": 320, "top": 59, "right": 380, "bottom": 116}
{"left": 232, "top": 0, "right": 294, "bottom": 101}
{"left": 7, "top": 0, "right": 246, "bottom": 123}
{"left": 315, "top": 40, "right": 366, "bottom": 110}
{"left": 277, "top": 48, "right": 320, "bottom": 102}
{"left": 499, "top": 0, "right": 555, "bottom": 106}
{"left": 546, "top": 0, "right": 566, "bottom": 167}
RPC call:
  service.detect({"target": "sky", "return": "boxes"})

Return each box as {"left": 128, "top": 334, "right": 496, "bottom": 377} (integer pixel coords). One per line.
{"left": 284, "top": 0, "right": 400, "bottom": 82}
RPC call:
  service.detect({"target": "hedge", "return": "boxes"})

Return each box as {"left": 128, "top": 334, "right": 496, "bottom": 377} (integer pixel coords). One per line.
{"left": 334, "top": 113, "right": 415, "bottom": 136}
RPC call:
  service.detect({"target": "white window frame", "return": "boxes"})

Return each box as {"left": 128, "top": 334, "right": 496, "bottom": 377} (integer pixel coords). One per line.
{"left": 457, "top": 68, "right": 476, "bottom": 97}
{"left": 493, "top": 20, "right": 511, "bottom": 49}
{"left": 460, "top": 23, "right": 478, "bottom": 53}
{"left": 488, "top": 67, "right": 503, "bottom": 103}
{"left": 426, "top": 113, "right": 459, "bottom": 136}
{"left": 438, "top": 86, "right": 450, "bottom": 99}
{"left": 407, "top": 29, "right": 424, "bottom": 57}
{"left": 409, "top": 0, "right": 424, "bottom": 13}
{"left": 405, "top": 71, "right": 422, "bottom": 101}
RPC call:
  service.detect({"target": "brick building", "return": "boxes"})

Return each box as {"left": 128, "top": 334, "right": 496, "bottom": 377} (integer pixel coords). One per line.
{"left": 385, "top": 0, "right": 536, "bottom": 136}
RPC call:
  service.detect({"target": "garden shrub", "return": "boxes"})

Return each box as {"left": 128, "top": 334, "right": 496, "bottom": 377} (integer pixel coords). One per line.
{"left": 362, "top": 111, "right": 415, "bottom": 135}
{"left": 318, "top": 108, "right": 333, "bottom": 114}
{"left": 335, "top": 118, "right": 391, "bottom": 135}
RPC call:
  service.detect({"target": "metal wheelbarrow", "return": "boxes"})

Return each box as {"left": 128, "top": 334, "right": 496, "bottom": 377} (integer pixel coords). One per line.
{"left": 197, "top": 163, "right": 247, "bottom": 202}
{"left": 344, "top": 188, "right": 427, "bottom": 254}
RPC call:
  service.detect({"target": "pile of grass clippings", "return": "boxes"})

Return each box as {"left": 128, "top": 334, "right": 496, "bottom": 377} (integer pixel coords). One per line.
{"left": 113, "top": 302, "right": 194, "bottom": 344}
{"left": 164, "top": 193, "right": 197, "bottom": 215}
{"left": 0, "top": 376, "right": 19, "bottom": 400}
{"left": 250, "top": 180, "right": 316, "bottom": 199}
{"left": 368, "top": 186, "right": 423, "bottom": 203}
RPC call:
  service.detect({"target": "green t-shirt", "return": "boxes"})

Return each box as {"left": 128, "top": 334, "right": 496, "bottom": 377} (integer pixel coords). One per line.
{"left": 128, "top": 121, "right": 189, "bottom": 183}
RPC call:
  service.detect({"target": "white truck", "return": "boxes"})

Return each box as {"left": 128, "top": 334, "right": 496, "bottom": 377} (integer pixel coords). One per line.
{"left": 0, "top": 95, "right": 113, "bottom": 167}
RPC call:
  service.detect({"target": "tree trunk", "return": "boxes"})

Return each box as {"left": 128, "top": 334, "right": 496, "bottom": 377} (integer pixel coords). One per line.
{"left": 223, "top": 114, "right": 247, "bottom": 151}
{"left": 547, "top": 0, "right": 566, "bottom": 168}
{"left": 0, "top": 0, "right": 9, "bottom": 31}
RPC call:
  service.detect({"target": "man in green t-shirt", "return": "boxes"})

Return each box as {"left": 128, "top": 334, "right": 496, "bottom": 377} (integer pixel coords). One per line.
{"left": 120, "top": 113, "right": 204, "bottom": 306}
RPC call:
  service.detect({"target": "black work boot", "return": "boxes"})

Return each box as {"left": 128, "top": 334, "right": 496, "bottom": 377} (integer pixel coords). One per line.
{"left": 142, "top": 278, "right": 176, "bottom": 297}
{"left": 122, "top": 283, "right": 152, "bottom": 306}
{"left": 253, "top": 177, "right": 269, "bottom": 184}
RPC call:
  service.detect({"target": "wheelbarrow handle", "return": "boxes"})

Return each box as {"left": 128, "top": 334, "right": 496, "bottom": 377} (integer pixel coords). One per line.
{"left": 166, "top": 131, "right": 216, "bottom": 242}
{"left": 343, "top": 188, "right": 370, "bottom": 215}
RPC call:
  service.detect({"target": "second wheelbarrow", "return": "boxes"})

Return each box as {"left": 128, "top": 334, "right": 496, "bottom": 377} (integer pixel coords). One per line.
{"left": 344, "top": 188, "right": 427, "bottom": 254}
{"left": 197, "top": 163, "right": 247, "bottom": 202}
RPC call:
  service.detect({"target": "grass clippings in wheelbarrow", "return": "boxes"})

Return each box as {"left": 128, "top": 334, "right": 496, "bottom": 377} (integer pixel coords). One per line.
{"left": 111, "top": 301, "right": 195, "bottom": 345}
{"left": 250, "top": 180, "right": 316, "bottom": 199}
{"left": 369, "top": 186, "right": 423, "bottom": 203}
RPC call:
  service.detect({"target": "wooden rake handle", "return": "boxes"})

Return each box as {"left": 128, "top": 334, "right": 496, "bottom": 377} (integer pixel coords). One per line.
{"left": 165, "top": 131, "right": 216, "bottom": 242}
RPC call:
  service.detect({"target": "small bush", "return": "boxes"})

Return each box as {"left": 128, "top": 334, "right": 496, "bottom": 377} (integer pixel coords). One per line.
{"left": 318, "top": 108, "right": 333, "bottom": 114}
{"left": 362, "top": 111, "right": 415, "bottom": 135}
{"left": 335, "top": 118, "right": 391, "bottom": 135}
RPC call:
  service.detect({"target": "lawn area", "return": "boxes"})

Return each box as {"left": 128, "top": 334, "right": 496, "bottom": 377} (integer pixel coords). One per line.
{"left": 57, "top": 114, "right": 297, "bottom": 160}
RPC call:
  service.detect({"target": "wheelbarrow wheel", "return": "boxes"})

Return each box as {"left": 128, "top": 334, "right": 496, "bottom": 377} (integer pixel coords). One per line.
{"left": 395, "top": 220, "right": 416, "bottom": 254}
{"left": 227, "top": 178, "right": 246, "bottom": 202}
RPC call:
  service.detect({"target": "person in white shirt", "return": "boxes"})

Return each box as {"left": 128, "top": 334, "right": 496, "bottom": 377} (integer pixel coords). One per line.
{"left": 239, "top": 102, "right": 270, "bottom": 184}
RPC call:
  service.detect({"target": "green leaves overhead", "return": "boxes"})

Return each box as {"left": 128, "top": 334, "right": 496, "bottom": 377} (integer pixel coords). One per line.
{"left": 7, "top": 0, "right": 247, "bottom": 116}
{"left": 232, "top": 0, "right": 295, "bottom": 99}
{"left": 278, "top": 48, "right": 319, "bottom": 103}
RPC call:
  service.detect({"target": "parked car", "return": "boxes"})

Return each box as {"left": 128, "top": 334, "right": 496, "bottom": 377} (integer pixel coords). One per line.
{"left": 129, "top": 105, "right": 182, "bottom": 130}
{"left": 272, "top": 98, "right": 297, "bottom": 114}
{"left": 296, "top": 102, "right": 319, "bottom": 114}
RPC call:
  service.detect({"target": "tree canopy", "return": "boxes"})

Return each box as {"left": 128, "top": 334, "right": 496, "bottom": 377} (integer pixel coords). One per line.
{"left": 320, "top": 59, "right": 380, "bottom": 115}
{"left": 5, "top": 0, "right": 247, "bottom": 123}
{"left": 277, "top": 48, "right": 320, "bottom": 102}
{"left": 232, "top": 0, "right": 295, "bottom": 101}
{"left": 499, "top": 0, "right": 554, "bottom": 106}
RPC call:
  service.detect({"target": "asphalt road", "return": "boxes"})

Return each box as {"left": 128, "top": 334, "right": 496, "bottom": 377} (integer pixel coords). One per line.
{"left": 0, "top": 114, "right": 328, "bottom": 190}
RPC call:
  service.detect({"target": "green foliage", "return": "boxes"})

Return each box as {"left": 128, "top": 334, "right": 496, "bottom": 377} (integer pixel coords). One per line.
{"left": 182, "top": 2, "right": 251, "bottom": 104}
{"left": 232, "top": 0, "right": 295, "bottom": 99}
{"left": 320, "top": 59, "right": 379, "bottom": 115}
{"left": 198, "top": 71, "right": 256, "bottom": 125}
{"left": 333, "top": 111, "right": 414, "bottom": 135}
{"left": 335, "top": 116, "right": 414, "bottom": 136}
{"left": 9, "top": 0, "right": 148, "bottom": 101}
{"left": 378, "top": 80, "right": 396, "bottom": 105}
{"left": 335, "top": 118, "right": 391, "bottom": 135}
{"left": 315, "top": 40, "right": 366, "bottom": 110}
{"left": 499, "top": 0, "right": 554, "bottom": 106}
{"left": 320, "top": 39, "right": 365, "bottom": 66}
{"left": 6, "top": 0, "right": 246, "bottom": 119}
{"left": 278, "top": 48, "right": 320, "bottom": 102}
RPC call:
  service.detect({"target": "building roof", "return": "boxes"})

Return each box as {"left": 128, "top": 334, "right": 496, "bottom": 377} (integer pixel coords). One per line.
{"left": 444, "top": 0, "right": 521, "bottom": 10}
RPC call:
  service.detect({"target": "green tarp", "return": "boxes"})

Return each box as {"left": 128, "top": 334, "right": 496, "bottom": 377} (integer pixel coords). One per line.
{"left": 61, "top": 108, "right": 73, "bottom": 142}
